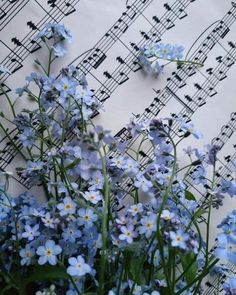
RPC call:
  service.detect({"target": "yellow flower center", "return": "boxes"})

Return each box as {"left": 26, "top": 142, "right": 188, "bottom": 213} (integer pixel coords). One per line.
{"left": 46, "top": 249, "right": 52, "bottom": 257}
{"left": 65, "top": 204, "right": 71, "bottom": 210}
{"left": 146, "top": 223, "right": 152, "bottom": 229}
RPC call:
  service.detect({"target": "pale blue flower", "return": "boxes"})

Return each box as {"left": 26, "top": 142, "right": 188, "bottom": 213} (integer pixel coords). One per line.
{"left": 223, "top": 277, "right": 236, "bottom": 295}
{"left": 36, "top": 240, "right": 62, "bottom": 265}
{"left": 214, "top": 234, "right": 236, "bottom": 264}
{"left": 83, "top": 191, "right": 102, "bottom": 205}
{"left": 77, "top": 208, "right": 98, "bottom": 228}
{"left": 181, "top": 122, "right": 203, "bottom": 139}
{"left": 139, "top": 214, "right": 157, "bottom": 238}
{"left": 62, "top": 224, "right": 81, "bottom": 243}
{"left": 134, "top": 173, "right": 153, "bottom": 192}
{"left": 56, "top": 197, "right": 76, "bottom": 216}
{"left": 119, "top": 224, "right": 137, "bottom": 244}
{"left": 127, "top": 203, "right": 143, "bottom": 216}
{"left": 67, "top": 255, "right": 91, "bottom": 277}
{"left": 22, "top": 224, "right": 40, "bottom": 241}
{"left": 20, "top": 245, "right": 35, "bottom": 265}
{"left": 156, "top": 43, "right": 173, "bottom": 59}
{"left": 18, "top": 128, "right": 37, "bottom": 147}
{"left": 170, "top": 229, "right": 189, "bottom": 250}
{"left": 171, "top": 45, "right": 184, "bottom": 60}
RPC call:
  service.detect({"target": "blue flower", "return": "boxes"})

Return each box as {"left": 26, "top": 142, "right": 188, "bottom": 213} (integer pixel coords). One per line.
{"left": 214, "top": 234, "right": 236, "bottom": 264}
{"left": 18, "top": 128, "right": 36, "bottom": 148}
{"left": 83, "top": 191, "right": 102, "bottom": 205}
{"left": 67, "top": 255, "right": 91, "bottom": 277}
{"left": 190, "top": 165, "right": 207, "bottom": 185}
{"left": 22, "top": 224, "right": 40, "bottom": 241}
{"left": 41, "top": 212, "right": 59, "bottom": 229}
{"left": 220, "top": 180, "right": 236, "bottom": 197}
{"left": 88, "top": 171, "right": 104, "bottom": 190}
{"left": 171, "top": 45, "right": 184, "bottom": 60}
{"left": 36, "top": 23, "right": 72, "bottom": 42}
{"left": 0, "top": 193, "right": 15, "bottom": 221}
{"left": 134, "top": 173, "right": 153, "bottom": 192}
{"left": 77, "top": 208, "right": 98, "bottom": 228}
{"left": 127, "top": 203, "right": 143, "bottom": 216}
{"left": 56, "top": 197, "right": 76, "bottom": 216}
{"left": 139, "top": 214, "right": 157, "bottom": 238}
{"left": 150, "top": 61, "right": 163, "bottom": 75}
{"left": 156, "top": 43, "right": 173, "bottom": 59}
{"left": 149, "top": 249, "right": 160, "bottom": 267}
{"left": 55, "top": 76, "right": 77, "bottom": 98}
{"left": 180, "top": 122, "right": 203, "bottom": 139}
{"left": 119, "top": 224, "right": 137, "bottom": 244}
{"left": 52, "top": 43, "right": 67, "bottom": 57}
{"left": 170, "top": 229, "right": 189, "bottom": 250}
{"left": 20, "top": 245, "right": 35, "bottom": 265}
{"left": 143, "top": 43, "right": 159, "bottom": 56}
{"left": 62, "top": 224, "right": 81, "bottom": 243}
{"left": 76, "top": 88, "right": 94, "bottom": 106}
{"left": 223, "top": 277, "right": 236, "bottom": 295}
{"left": 36, "top": 240, "right": 62, "bottom": 265}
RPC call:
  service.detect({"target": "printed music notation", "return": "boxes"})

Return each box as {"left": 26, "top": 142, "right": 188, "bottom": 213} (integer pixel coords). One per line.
{"left": 1, "top": 0, "right": 236, "bottom": 291}
{"left": 0, "top": 0, "right": 195, "bottom": 182}
{"left": 0, "top": 0, "right": 80, "bottom": 83}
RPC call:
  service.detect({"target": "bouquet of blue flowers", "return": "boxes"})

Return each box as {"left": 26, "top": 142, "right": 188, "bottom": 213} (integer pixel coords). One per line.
{"left": 0, "top": 24, "right": 236, "bottom": 295}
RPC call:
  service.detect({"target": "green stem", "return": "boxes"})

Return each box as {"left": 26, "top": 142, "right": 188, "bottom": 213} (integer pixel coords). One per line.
{"left": 98, "top": 147, "right": 110, "bottom": 295}
{"left": 0, "top": 84, "right": 16, "bottom": 117}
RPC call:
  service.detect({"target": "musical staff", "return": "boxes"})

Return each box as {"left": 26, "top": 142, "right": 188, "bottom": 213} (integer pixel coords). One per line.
{"left": 0, "top": 0, "right": 30, "bottom": 31}
{"left": 0, "top": 0, "right": 81, "bottom": 82}
{"left": 113, "top": 3, "right": 236, "bottom": 148}
{"left": 0, "top": 0, "right": 196, "bottom": 186}
{"left": 87, "top": 0, "right": 197, "bottom": 103}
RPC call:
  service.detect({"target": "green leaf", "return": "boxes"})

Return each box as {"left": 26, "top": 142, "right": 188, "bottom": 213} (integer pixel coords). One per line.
{"left": 23, "top": 265, "right": 69, "bottom": 286}
{"left": 194, "top": 208, "right": 207, "bottom": 219}
{"left": 185, "top": 190, "right": 196, "bottom": 201}
{"left": 180, "top": 253, "right": 197, "bottom": 285}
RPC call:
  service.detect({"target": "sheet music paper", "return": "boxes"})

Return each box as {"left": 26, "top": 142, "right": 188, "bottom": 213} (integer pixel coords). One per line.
{"left": 1, "top": 0, "right": 236, "bottom": 292}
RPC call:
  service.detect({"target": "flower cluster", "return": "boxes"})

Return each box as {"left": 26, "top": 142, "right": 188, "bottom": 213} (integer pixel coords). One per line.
{"left": 138, "top": 42, "right": 200, "bottom": 75}
{"left": 0, "top": 23, "right": 236, "bottom": 295}
{"left": 215, "top": 210, "right": 236, "bottom": 264}
{"left": 35, "top": 23, "right": 72, "bottom": 57}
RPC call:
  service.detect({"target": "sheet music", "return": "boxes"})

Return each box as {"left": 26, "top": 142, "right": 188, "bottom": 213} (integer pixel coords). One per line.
{"left": 1, "top": 0, "right": 236, "bottom": 292}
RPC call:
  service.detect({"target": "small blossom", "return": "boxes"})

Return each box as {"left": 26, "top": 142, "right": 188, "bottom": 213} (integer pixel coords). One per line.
{"left": 180, "top": 122, "right": 203, "bottom": 139}
{"left": 119, "top": 224, "right": 137, "bottom": 244}
{"left": 36, "top": 240, "right": 62, "bottom": 265}
{"left": 128, "top": 203, "right": 143, "bottom": 216}
{"left": 134, "top": 173, "right": 153, "bottom": 192}
{"left": 57, "top": 197, "right": 76, "bottom": 216}
{"left": 139, "top": 214, "right": 157, "bottom": 238}
{"left": 214, "top": 234, "right": 236, "bottom": 264}
{"left": 22, "top": 224, "right": 40, "bottom": 241}
{"left": 170, "top": 230, "right": 189, "bottom": 250}
{"left": 67, "top": 255, "right": 91, "bottom": 277}
{"left": 160, "top": 210, "right": 175, "bottom": 221}
{"left": 41, "top": 212, "right": 59, "bottom": 229}
{"left": 83, "top": 191, "right": 102, "bottom": 205}
{"left": 20, "top": 246, "right": 35, "bottom": 265}
{"left": 77, "top": 208, "right": 98, "bottom": 228}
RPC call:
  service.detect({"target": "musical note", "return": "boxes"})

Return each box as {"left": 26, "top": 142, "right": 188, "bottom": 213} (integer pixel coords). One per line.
{"left": 64, "top": 2, "right": 76, "bottom": 16}
{"left": 0, "top": 7, "right": 7, "bottom": 20}
{"left": 90, "top": 49, "right": 107, "bottom": 70}
{"left": 0, "top": 83, "right": 11, "bottom": 96}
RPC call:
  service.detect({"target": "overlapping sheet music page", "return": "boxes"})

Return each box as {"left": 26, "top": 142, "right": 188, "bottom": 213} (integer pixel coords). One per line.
{"left": 1, "top": 0, "right": 236, "bottom": 291}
